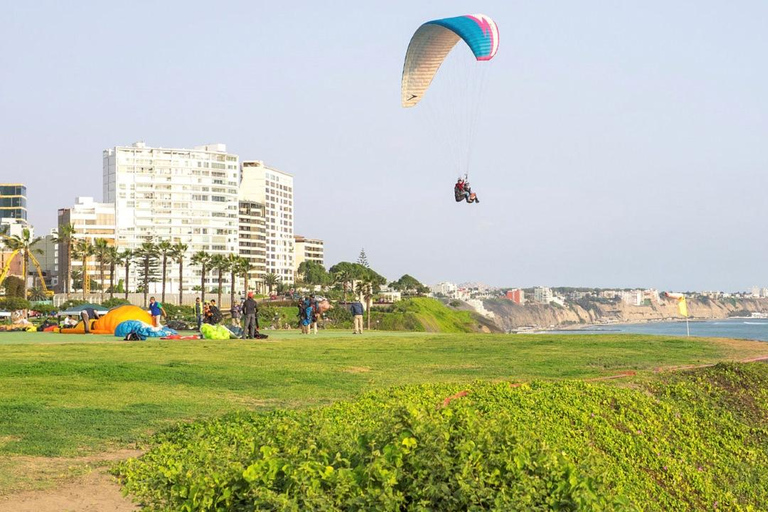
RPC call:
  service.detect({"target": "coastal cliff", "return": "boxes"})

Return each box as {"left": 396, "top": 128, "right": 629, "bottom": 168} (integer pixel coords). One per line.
{"left": 482, "top": 297, "right": 768, "bottom": 331}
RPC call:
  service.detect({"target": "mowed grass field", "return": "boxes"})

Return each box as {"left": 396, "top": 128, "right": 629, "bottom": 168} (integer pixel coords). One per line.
{"left": 0, "top": 329, "right": 767, "bottom": 493}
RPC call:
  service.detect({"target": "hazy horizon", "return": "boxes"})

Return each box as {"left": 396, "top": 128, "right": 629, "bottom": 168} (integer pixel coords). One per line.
{"left": 2, "top": 1, "right": 767, "bottom": 291}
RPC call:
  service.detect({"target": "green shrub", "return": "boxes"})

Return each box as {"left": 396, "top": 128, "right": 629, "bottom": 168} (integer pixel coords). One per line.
{"left": 323, "top": 304, "right": 352, "bottom": 328}
{"left": 1, "top": 276, "right": 24, "bottom": 297}
{"left": 31, "top": 303, "right": 57, "bottom": 316}
{"left": 115, "top": 363, "right": 768, "bottom": 511}
{"left": 163, "top": 304, "right": 195, "bottom": 322}
{"left": 102, "top": 297, "right": 131, "bottom": 309}
{"left": 60, "top": 299, "right": 86, "bottom": 310}
{"left": 0, "top": 297, "right": 31, "bottom": 311}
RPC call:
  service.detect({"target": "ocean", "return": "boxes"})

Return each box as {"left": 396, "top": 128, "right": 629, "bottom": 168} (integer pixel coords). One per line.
{"left": 560, "top": 319, "right": 768, "bottom": 342}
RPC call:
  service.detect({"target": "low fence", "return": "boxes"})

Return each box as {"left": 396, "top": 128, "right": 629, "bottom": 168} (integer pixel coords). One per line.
{"left": 51, "top": 293, "right": 236, "bottom": 308}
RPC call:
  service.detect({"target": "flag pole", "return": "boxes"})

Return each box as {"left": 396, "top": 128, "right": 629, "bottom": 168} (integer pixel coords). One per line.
{"left": 686, "top": 316, "right": 690, "bottom": 337}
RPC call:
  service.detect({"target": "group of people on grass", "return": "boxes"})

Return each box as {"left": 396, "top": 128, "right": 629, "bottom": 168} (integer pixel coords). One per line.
{"left": 76, "top": 292, "right": 364, "bottom": 337}
{"left": 297, "top": 295, "right": 322, "bottom": 334}
{"left": 192, "top": 293, "right": 260, "bottom": 339}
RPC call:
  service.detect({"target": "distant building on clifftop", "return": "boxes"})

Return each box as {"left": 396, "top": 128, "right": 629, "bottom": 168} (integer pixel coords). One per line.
{"left": 505, "top": 288, "right": 525, "bottom": 305}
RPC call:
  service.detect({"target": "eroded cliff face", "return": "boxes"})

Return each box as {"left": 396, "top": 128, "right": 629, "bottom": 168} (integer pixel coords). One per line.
{"left": 483, "top": 298, "right": 768, "bottom": 331}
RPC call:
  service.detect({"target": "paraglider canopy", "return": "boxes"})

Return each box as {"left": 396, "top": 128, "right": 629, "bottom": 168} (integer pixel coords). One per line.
{"left": 401, "top": 14, "right": 499, "bottom": 108}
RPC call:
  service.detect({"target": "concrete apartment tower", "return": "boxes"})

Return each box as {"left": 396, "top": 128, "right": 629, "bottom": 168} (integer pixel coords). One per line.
{"left": 240, "top": 161, "right": 295, "bottom": 284}
{"left": 103, "top": 142, "right": 240, "bottom": 294}
{"left": 237, "top": 196, "right": 267, "bottom": 294}
{"left": 294, "top": 235, "right": 324, "bottom": 274}
{"left": 57, "top": 197, "right": 116, "bottom": 294}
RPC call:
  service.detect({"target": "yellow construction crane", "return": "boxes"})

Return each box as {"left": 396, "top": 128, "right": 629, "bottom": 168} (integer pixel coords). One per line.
{"left": 28, "top": 251, "right": 54, "bottom": 297}
{"left": 0, "top": 249, "right": 19, "bottom": 288}
{"left": 0, "top": 247, "right": 54, "bottom": 298}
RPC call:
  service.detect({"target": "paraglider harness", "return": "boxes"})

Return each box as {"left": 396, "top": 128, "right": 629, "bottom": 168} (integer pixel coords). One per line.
{"left": 454, "top": 176, "right": 479, "bottom": 204}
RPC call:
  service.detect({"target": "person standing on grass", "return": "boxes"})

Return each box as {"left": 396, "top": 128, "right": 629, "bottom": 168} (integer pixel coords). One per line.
{"left": 148, "top": 297, "right": 166, "bottom": 328}
{"left": 350, "top": 300, "right": 364, "bottom": 334}
{"left": 80, "top": 307, "right": 100, "bottom": 333}
{"left": 231, "top": 301, "right": 242, "bottom": 327}
{"left": 242, "top": 291, "right": 259, "bottom": 339}
{"left": 194, "top": 297, "right": 203, "bottom": 331}
{"left": 309, "top": 295, "right": 319, "bottom": 334}
{"left": 207, "top": 299, "right": 222, "bottom": 324}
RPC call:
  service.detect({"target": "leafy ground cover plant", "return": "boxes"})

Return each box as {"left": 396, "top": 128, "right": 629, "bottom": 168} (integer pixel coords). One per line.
{"left": 115, "top": 362, "right": 768, "bottom": 511}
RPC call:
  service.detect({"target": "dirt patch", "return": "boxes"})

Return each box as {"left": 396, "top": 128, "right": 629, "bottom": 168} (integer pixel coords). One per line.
{"left": 341, "top": 366, "right": 372, "bottom": 373}
{"left": 0, "top": 450, "right": 142, "bottom": 512}
{"left": 0, "top": 469, "right": 138, "bottom": 512}
{"left": 227, "top": 395, "right": 281, "bottom": 408}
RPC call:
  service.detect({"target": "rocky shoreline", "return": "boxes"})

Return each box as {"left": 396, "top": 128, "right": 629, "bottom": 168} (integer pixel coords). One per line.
{"left": 482, "top": 297, "right": 768, "bottom": 332}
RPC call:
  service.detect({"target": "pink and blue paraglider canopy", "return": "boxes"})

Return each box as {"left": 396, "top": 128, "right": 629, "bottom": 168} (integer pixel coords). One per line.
{"left": 401, "top": 14, "right": 499, "bottom": 107}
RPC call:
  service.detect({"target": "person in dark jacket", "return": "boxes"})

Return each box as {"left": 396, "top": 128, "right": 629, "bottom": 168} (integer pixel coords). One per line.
{"left": 206, "top": 300, "right": 222, "bottom": 324}
{"left": 350, "top": 301, "right": 364, "bottom": 334}
{"left": 242, "top": 292, "right": 259, "bottom": 339}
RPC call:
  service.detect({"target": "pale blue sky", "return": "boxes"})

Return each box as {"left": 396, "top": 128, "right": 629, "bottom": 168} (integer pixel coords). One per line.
{"left": 1, "top": 1, "right": 767, "bottom": 291}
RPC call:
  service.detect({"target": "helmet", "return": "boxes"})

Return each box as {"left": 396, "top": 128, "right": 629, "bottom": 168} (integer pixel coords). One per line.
{"left": 247, "top": 291, "right": 254, "bottom": 298}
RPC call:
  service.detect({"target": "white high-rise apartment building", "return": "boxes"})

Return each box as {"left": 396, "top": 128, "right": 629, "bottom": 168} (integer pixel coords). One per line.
{"left": 238, "top": 200, "right": 267, "bottom": 292}
{"left": 103, "top": 142, "right": 240, "bottom": 292}
{"left": 240, "top": 161, "right": 294, "bottom": 282}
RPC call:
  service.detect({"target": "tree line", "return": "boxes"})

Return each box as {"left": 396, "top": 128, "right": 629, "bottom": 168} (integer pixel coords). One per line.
{"left": 53, "top": 224, "right": 265, "bottom": 307}
{"left": 4, "top": 227, "right": 431, "bottom": 313}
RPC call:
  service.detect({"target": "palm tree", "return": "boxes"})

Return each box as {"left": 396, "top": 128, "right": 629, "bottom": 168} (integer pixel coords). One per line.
{"left": 210, "top": 254, "right": 228, "bottom": 307}
{"left": 134, "top": 241, "right": 159, "bottom": 307}
{"left": 119, "top": 249, "right": 134, "bottom": 301}
{"left": 52, "top": 224, "right": 76, "bottom": 298}
{"left": 156, "top": 240, "right": 173, "bottom": 305}
{"left": 264, "top": 273, "right": 279, "bottom": 296}
{"left": 235, "top": 257, "right": 252, "bottom": 295}
{"left": 169, "top": 242, "right": 188, "bottom": 305}
{"left": 28, "top": 287, "right": 48, "bottom": 301}
{"left": 93, "top": 238, "right": 110, "bottom": 304}
{"left": 105, "top": 246, "right": 120, "bottom": 300}
{"left": 356, "top": 269, "right": 387, "bottom": 331}
{"left": 191, "top": 251, "right": 211, "bottom": 303}
{"left": 72, "top": 238, "right": 93, "bottom": 301}
{"left": 226, "top": 254, "right": 244, "bottom": 310}
{"left": 3, "top": 227, "right": 43, "bottom": 300}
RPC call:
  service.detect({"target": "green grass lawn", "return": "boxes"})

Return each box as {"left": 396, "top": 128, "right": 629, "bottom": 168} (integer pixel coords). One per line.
{"left": 0, "top": 329, "right": 766, "bottom": 493}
